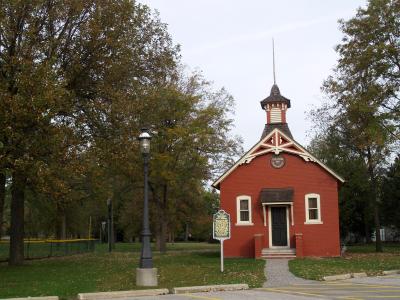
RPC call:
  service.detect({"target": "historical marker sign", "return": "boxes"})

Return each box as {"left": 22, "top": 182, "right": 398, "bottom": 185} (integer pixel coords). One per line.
{"left": 213, "top": 210, "right": 231, "bottom": 272}
{"left": 213, "top": 210, "right": 230, "bottom": 239}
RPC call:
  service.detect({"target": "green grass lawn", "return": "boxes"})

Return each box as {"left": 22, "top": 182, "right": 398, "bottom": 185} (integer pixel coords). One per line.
{"left": 95, "top": 241, "right": 219, "bottom": 253}
{"left": 347, "top": 242, "right": 400, "bottom": 253}
{"left": 0, "top": 240, "right": 96, "bottom": 261}
{"left": 0, "top": 243, "right": 264, "bottom": 299}
{"left": 289, "top": 242, "right": 400, "bottom": 280}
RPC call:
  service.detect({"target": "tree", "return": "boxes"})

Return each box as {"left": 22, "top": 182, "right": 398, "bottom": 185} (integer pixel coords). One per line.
{"left": 381, "top": 155, "right": 400, "bottom": 230}
{"left": 0, "top": 172, "right": 5, "bottom": 238}
{"left": 308, "top": 130, "right": 373, "bottom": 242}
{"left": 0, "top": 0, "right": 179, "bottom": 265}
{"left": 141, "top": 72, "right": 241, "bottom": 252}
{"left": 311, "top": 0, "right": 399, "bottom": 251}
{"left": 0, "top": 0, "right": 241, "bottom": 263}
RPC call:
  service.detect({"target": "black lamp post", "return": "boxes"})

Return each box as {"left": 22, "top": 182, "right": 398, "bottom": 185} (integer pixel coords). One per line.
{"left": 138, "top": 128, "right": 152, "bottom": 268}
{"left": 136, "top": 128, "right": 157, "bottom": 286}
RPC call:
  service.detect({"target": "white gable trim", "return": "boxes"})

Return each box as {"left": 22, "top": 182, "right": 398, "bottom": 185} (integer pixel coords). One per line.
{"left": 212, "top": 128, "right": 345, "bottom": 189}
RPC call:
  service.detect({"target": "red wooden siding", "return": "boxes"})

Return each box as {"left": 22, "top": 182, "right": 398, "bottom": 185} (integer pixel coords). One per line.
{"left": 220, "top": 152, "right": 340, "bottom": 258}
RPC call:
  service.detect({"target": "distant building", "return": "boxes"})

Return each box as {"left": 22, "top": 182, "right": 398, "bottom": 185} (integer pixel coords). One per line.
{"left": 212, "top": 83, "right": 344, "bottom": 258}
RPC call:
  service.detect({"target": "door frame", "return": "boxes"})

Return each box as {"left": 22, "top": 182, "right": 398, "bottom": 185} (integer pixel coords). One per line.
{"left": 268, "top": 205, "right": 290, "bottom": 248}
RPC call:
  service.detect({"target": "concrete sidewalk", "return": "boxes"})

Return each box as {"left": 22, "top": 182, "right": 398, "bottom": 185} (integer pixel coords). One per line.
{"left": 263, "top": 259, "right": 316, "bottom": 287}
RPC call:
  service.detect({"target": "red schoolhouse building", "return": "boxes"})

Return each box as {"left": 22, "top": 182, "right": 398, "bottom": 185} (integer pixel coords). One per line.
{"left": 212, "top": 83, "right": 344, "bottom": 258}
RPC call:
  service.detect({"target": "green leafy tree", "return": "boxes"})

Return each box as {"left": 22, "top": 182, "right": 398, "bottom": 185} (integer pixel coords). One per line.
{"left": 311, "top": 0, "right": 399, "bottom": 251}
{"left": 0, "top": 172, "right": 5, "bottom": 238}
{"left": 381, "top": 155, "right": 400, "bottom": 229}
{"left": 0, "top": 0, "right": 179, "bottom": 265}
{"left": 142, "top": 73, "right": 242, "bottom": 252}
{"left": 308, "top": 130, "right": 373, "bottom": 242}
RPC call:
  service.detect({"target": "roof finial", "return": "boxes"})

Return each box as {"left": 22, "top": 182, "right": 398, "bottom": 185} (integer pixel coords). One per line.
{"left": 272, "top": 38, "right": 276, "bottom": 85}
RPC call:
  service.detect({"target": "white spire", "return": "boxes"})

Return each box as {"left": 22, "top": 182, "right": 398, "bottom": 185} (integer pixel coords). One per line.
{"left": 272, "top": 38, "right": 276, "bottom": 85}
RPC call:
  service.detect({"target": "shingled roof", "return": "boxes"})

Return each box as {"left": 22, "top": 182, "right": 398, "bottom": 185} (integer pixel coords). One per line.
{"left": 261, "top": 123, "right": 293, "bottom": 140}
{"left": 260, "top": 84, "right": 291, "bottom": 109}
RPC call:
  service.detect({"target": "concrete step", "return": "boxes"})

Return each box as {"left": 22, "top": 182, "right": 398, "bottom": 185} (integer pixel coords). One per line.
{"left": 261, "top": 248, "right": 296, "bottom": 254}
{"left": 261, "top": 248, "right": 296, "bottom": 258}
{"left": 262, "top": 254, "right": 296, "bottom": 259}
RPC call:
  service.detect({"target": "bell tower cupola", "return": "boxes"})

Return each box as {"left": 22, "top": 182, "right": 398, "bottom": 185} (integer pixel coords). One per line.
{"left": 260, "top": 84, "right": 291, "bottom": 124}
{"left": 259, "top": 40, "right": 293, "bottom": 139}
{"left": 260, "top": 84, "right": 293, "bottom": 139}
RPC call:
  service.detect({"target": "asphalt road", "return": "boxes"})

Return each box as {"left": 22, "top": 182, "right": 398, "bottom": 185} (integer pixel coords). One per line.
{"left": 121, "top": 274, "right": 400, "bottom": 300}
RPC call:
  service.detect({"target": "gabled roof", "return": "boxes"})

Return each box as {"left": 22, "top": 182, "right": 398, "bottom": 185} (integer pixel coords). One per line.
{"left": 212, "top": 128, "right": 345, "bottom": 189}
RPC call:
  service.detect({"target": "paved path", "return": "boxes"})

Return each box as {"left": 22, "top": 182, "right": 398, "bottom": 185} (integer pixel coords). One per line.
{"left": 263, "top": 258, "right": 316, "bottom": 287}
{"left": 112, "top": 274, "right": 400, "bottom": 299}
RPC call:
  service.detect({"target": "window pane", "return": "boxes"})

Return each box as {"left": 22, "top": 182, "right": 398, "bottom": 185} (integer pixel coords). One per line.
{"left": 308, "top": 198, "right": 318, "bottom": 209}
{"left": 240, "top": 200, "right": 249, "bottom": 210}
{"left": 309, "top": 208, "right": 318, "bottom": 220}
{"left": 240, "top": 211, "right": 249, "bottom": 222}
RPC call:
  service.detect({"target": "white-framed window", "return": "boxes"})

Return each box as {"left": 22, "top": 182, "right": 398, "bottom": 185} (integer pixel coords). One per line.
{"left": 236, "top": 195, "right": 253, "bottom": 225}
{"left": 304, "top": 193, "right": 323, "bottom": 224}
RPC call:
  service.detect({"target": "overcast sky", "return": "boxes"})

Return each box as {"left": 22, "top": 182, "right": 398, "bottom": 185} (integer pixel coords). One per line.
{"left": 140, "top": 0, "right": 366, "bottom": 150}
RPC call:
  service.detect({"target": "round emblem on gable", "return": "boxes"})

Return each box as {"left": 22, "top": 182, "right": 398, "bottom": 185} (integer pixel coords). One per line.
{"left": 271, "top": 155, "right": 285, "bottom": 169}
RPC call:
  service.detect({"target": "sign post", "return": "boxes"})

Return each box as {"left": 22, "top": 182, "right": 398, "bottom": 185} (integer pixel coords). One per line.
{"left": 213, "top": 210, "right": 231, "bottom": 272}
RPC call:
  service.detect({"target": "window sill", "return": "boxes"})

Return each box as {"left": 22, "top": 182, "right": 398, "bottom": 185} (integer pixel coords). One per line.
{"left": 235, "top": 222, "right": 254, "bottom": 226}
{"left": 304, "top": 221, "right": 323, "bottom": 225}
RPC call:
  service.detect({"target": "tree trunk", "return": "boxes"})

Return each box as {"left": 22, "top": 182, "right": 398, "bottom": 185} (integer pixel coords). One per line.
{"left": 61, "top": 214, "right": 66, "bottom": 240}
{"left": 363, "top": 202, "right": 372, "bottom": 243}
{"left": 9, "top": 172, "right": 25, "bottom": 265}
{"left": 160, "top": 217, "right": 167, "bottom": 253}
{"left": 184, "top": 222, "right": 190, "bottom": 242}
{"left": 366, "top": 148, "right": 382, "bottom": 252}
{"left": 155, "top": 228, "right": 161, "bottom": 250}
{"left": 159, "top": 184, "right": 168, "bottom": 253}
{"left": 364, "top": 216, "right": 371, "bottom": 243}
{"left": 56, "top": 206, "right": 67, "bottom": 240}
{"left": 0, "top": 173, "right": 6, "bottom": 239}
{"left": 152, "top": 190, "right": 162, "bottom": 251}
{"left": 373, "top": 203, "right": 383, "bottom": 252}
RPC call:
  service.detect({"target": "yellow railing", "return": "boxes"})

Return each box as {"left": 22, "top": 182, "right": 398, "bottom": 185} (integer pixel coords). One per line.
{"left": 0, "top": 238, "right": 97, "bottom": 244}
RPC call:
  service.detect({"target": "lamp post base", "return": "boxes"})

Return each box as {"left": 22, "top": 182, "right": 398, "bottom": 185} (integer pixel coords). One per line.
{"left": 136, "top": 268, "right": 158, "bottom": 286}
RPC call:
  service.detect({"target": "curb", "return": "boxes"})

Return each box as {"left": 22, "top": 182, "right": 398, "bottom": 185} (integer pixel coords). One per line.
{"left": 323, "top": 273, "right": 352, "bottom": 281}
{"left": 1, "top": 298, "right": 58, "bottom": 300}
{"left": 382, "top": 270, "right": 400, "bottom": 275}
{"left": 172, "top": 284, "right": 249, "bottom": 294}
{"left": 77, "top": 289, "right": 169, "bottom": 300}
{"left": 352, "top": 272, "right": 367, "bottom": 278}
{"left": 323, "top": 270, "right": 400, "bottom": 281}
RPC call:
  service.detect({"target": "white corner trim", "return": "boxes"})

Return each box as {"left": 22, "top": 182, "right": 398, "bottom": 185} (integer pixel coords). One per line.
{"left": 236, "top": 195, "right": 252, "bottom": 225}
{"left": 305, "top": 193, "right": 322, "bottom": 224}
{"left": 290, "top": 203, "right": 294, "bottom": 226}
{"left": 263, "top": 205, "right": 267, "bottom": 227}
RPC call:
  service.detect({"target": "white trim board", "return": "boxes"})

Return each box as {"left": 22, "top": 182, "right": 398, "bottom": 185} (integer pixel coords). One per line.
{"left": 212, "top": 128, "right": 345, "bottom": 189}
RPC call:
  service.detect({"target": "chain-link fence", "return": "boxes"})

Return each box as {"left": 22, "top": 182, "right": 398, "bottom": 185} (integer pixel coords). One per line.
{"left": 0, "top": 239, "right": 97, "bottom": 262}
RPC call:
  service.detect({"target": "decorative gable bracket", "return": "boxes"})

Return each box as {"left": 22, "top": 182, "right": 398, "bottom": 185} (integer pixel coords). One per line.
{"left": 212, "top": 128, "right": 344, "bottom": 189}
{"left": 239, "top": 131, "right": 316, "bottom": 165}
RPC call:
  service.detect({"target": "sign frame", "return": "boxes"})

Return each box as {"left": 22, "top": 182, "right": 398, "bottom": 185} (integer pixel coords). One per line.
{"left": 213, "top": 209, "right": 231, "bottom": 272}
